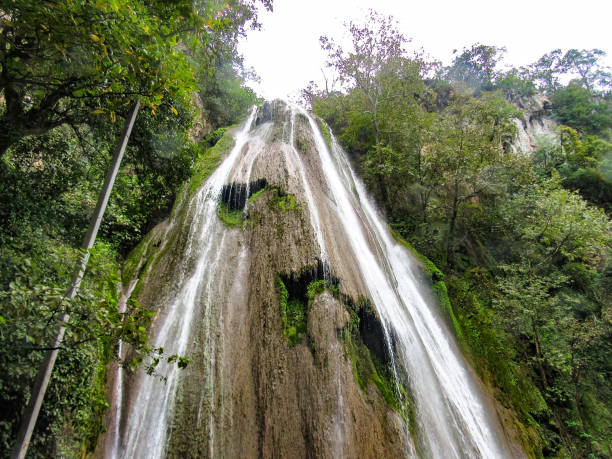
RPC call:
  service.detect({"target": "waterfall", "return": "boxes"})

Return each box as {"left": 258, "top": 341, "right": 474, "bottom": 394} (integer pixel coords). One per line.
{"left": 105, "top": 101, "right": 515, "bottom": 458}
{"left": 299, "top": 108, "right": 512, "bottom": 458}
{"left": 111, "top": 108, "right": 259, "bottom": 458}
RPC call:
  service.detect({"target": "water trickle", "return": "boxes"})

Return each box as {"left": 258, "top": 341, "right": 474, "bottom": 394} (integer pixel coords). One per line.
{"left": 286, "top": 106, "right": 328, "bottom": 267}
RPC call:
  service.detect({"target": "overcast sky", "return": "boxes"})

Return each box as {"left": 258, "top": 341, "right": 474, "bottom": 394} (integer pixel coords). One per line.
{"left": 238, "top": 0, "right": 612, "bottom": 100}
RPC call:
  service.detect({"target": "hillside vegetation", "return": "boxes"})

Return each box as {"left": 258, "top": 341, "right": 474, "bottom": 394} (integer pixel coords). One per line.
{"left": 305, "top": 11, "right": 612, "bottom": 458}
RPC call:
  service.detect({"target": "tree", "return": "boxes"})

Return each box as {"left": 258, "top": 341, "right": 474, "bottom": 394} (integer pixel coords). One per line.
{"left": 11, "top": 100, "right": 140, "bottom": 459}
{"left": 319, "top": 11, "right": 435, "bottom": 205}
{"left": 559, "top": 49, "right": 612, "bottom": 91}
{"left": 494, "top": 182, "right": 611, "bottom": 454}
{"left": 0, "top": 1, "right": 273, "bottom": 454}
{"left": 528, "top": 49, "right": 564, "bottom": 92}
{"left": 551, "top": 82, "right": 612, "bottom": 135}
{"left": 320, "top": 10, "right": 408, "bottom": 146}
{"left": 0, "top": 0, "right": 270, "bottom": 156}
{"left": 446, "top": 43, "right": 506, "bottom": 89}
{"left": 428, "top": 94, "right": 517, "bottom": 266}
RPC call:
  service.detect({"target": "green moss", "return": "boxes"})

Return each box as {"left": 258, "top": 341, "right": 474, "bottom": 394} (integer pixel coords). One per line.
{"left": 276, "top": 267, "right": 409, "bottom": 415}
{"left": 120, "top": 227, "right": 165, "bottom": 285}
{"left": 129, "top": 227, "right": 179, "bottom": 302}
{"left": 433, "top": 280, "right": 463, "bottom": 340}
{"left": 81, "top": 339, "right": 111, "bottom": 453}
{"left": 390, "top": 228, "right": 444, "bottom": 280}
{"left": 187, "top": 126, "right": 237, "bottom": 197}
{"left": 277, "top": 276, "right": 308, "bottom": 347}
{"left": 268, "top": 187, "right": 297, "bottom": 212}
{"left": 217, "top": 201, "right": 243, "bottom": 227}
{"left": 448, "top": 271, "right": 548, "bottom": 445}
{"left": 341, "top": 296, "right": 410, "bottom": 417}
{"left": 295, "top": 136, "right": 307, "bottom": 153}
{"left": 281, "top": 194, "right": 296, "bottom": 211}
{"left": 247, "top": 185, "right": 268, "bottom": 203}
{"left": 306, "top": 279, "right": 326, "bottom": 298}
{"left": 277, "top": 276, "right": 337, "bottom": 347}
{"left": 316, "top": 116, "right": 332, "bottom": 149}
{"left": 121, "top": 239, "right": 147, "bottom": 285}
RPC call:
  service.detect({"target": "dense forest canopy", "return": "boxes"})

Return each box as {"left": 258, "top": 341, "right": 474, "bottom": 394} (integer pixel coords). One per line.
{"left": 305, "top": 11, "right": 612, "bottom": 458}
{"left": 1, "top": 2, "right": 611, "bottom": 458}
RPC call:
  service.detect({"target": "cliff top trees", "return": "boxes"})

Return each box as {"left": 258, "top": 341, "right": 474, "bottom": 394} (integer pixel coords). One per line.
{"left": 318, "top": 11, "right": 430, "bottom": 205}
{"left": 527, "top": 48, "right": 612, "bottom": 93}
{"left": 446, "top": 43, "right": 506, "bottom": 89}
{"left": 320, "top": 10, "right": 410, "bottom": 146}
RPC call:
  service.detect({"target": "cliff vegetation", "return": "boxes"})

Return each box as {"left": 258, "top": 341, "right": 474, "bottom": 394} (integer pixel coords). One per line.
{"left": 306, "top": 11, "right": 612, "bottom": 458}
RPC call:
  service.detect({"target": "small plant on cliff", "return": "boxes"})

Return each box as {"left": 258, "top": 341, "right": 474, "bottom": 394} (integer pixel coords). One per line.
{"left": 268, "top": 188, "right": 298, "bottom": 212}
{"left": 217, "top": 201, "right": 243, "bottom": 227}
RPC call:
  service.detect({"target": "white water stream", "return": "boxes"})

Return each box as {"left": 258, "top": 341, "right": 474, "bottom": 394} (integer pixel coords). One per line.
{"left": 108, "top": 102, "right": 513, "bottom": 458}
{"left": 298, "top": 107, "right": 512, "bottom": 458}
{"left": 110, "top": 108, "right": 258, "bottom": 458}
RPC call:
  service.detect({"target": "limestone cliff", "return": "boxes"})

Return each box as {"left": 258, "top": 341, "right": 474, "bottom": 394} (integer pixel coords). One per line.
{"left": 96, "top": 101, "right": 524, "bottom": 458}
{"left": 511, "top": 94, "right": 557, "bottom": 155}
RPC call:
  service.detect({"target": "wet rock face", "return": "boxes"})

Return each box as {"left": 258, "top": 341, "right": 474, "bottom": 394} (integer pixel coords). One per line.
{"left": 256, "top": 100, "right": 292, "bottom": 126}
{"left": 511, "top": 94, "right": 557, "bottom": 155}
{"left": 357, "top": 299, "right": 393, "bottom": 367}
{"left": 255, "top": 100, "right": 272, "bottom": 125}
{"left": 104, "top": 101, "right": 407, "bottom": 458}
{"left": 220, "top": 178, "right": 267, "bottom": 211}
{"left": 102, "top": 100, "right": 524, "bottom": 459}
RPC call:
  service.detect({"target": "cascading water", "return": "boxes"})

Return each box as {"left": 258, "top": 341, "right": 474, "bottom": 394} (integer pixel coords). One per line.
{"left": 299, "top": 107, "right": 513, "bottom": 458}
{"left": 103, "top": 101, "right": 518, "bottom": 458}
{"left": 109, "top": 107, "right": 259, "bottom": 458}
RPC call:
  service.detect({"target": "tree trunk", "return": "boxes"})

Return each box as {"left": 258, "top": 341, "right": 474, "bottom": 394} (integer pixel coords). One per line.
{"left": 446, "top": 180, "right": 460, "bottom": 267}
{"left": 0, "top": 134, "right": 11, "bottom": 157}
{"left": 572, "top": 363, "right": 592, "bottom": 455}
{"left": 11, "top": 100, "right": 141, "bottom": 459}
{"left": 532, "top": 317, "right": 548, "bottom": 389}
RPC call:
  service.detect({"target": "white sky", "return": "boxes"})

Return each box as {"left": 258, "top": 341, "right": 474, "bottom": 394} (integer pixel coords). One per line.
{"left": 238, "top": 0, "right": 612, "bottom": 100}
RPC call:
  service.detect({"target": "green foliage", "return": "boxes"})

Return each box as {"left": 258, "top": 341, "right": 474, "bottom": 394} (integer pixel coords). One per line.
{"left": 277, "top": 275, "right": 337, "bottom": 347}
{"left": 551, "top": 83, "right": 612, "bottom": 135}
{"left": 199, "top": 64, "right": 262, "bottom": 129}
{"left": 268, "top": 188, "right": 297, "bottom": 212}
{"left": 527, "top": 48, "right": 612, "bottom": 93}
{"left": 312, "top": 17, "right": 612, "bottom": 454}
{"left": 446, "top": 43, "right": 506, "bottom": 89}
{"left": 217, "top": 201, "right": 243, "bottom": 227}
{"left": 0, "top": 240, "right": 164, "bottom": 454}
{"left": 494, "top": 69, "right": 537, "bottom": 99}
{"left": 389, "top": 229, "right": 462, "bottom": 339}
{"left": 0, "top": 0, "right": 269, "bottom": 154}
{"left": 247, "top": 186, "right": 268, "bottom": 203}
{"left": 203, "top": 127, "right": 231, "bottom": 149}
{"left": 533, "top": 127, "right": 612, "bottom": 213}
{"left": 0, "top": 0, "right": 270, "bottom": 454}
{"left": 316, "top": 117, "right": 332, "bottom": 149}
{"left": 448, "top": 271, "right": 548, "bottom": 419}
{"left": 277, "top": 276, "right": 308, "bottom": 347}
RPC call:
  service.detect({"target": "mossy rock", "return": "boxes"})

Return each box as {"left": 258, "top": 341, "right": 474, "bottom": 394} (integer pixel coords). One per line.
{"left": 187, "top": 125, "right": 238, "bottom": 197}
{"left": 217, "top": 201, "right": 243, "bottom": 227}
{"left": 316, "top": 116, "right": 332, "bottom": 149}
{"left": 389, "top": 228, "right": 462, "bottom": 339}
